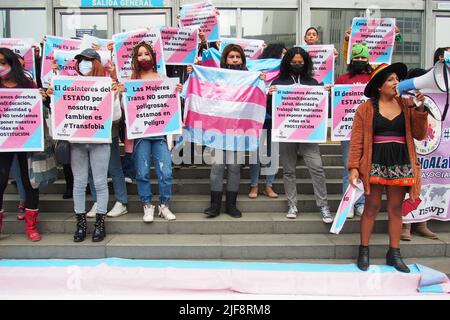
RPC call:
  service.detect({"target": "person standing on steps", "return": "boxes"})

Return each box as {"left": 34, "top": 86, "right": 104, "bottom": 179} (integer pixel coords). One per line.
{"left": 348, "top": 63, "right": 428, "bottom": 273}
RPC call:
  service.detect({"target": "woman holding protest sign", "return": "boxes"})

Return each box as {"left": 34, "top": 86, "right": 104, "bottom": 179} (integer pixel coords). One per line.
{"left": 0, "top": 47, "right": 44, "bottom": 241}
{"left": 304, "top": 27, "right": 339, "bottom": 59}
{"left": 128, "top": 41, "right": 183, "bottom": 223}
{"left": 267, "top": 46, "right": 333, "bottom": 223}
{"left": 348, "top": 63, "right": 428, "bottom": 273}
{"left": 335, "top": 42, "right": 373, "bottom": 218}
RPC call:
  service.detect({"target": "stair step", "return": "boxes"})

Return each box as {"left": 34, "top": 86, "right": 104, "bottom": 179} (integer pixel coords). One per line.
{"left": 0, "top": 233, "right": 447, "bottom": 260}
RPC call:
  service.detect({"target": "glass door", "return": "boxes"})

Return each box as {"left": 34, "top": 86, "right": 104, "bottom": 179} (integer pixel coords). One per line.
{"left": 114, "top": 9, "right": 171, "bottom": 33}
{"left": 55, "top": 8, "right": 113, "bottom": 39}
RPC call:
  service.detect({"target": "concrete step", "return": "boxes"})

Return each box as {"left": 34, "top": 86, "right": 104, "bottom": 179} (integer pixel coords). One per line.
{"left": 6, "top": 178, "right": 348, "bottom": 195}
{"left": 3, "top": 212, "right": 450, "bottom": 235}
{"left": 1, "top": 194, "right": 378, "bottom": 213}
{"left": 0, "top": 233, "right": 447, "bottom": 260}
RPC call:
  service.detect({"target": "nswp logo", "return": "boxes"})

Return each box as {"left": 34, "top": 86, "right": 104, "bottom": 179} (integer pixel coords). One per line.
{"left": 414, "top": 95, "right": 442, "bottom": 155}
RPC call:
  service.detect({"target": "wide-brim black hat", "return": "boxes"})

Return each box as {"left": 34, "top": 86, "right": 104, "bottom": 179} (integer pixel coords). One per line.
{"left": 364, "top": 62, "right": 408, "bottom": 97}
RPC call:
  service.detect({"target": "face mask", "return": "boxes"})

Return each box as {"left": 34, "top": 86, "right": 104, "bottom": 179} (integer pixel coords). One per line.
{"left": 0, "top": 64, "right": 12, "bottom": 78}
{"left": 351, "top": 60, "right": 368, "bottom": 74}
{"left": 227, "top": 64, "right": 242, "bottom": 70}
{"left": 78, "top": 60, "right": 93, "bottom": 76}
{"left": 139, "top": 60, "right": 154, "bottom": 71}
{"left": 290, "top": 64, "right": 304, "bottom": 75}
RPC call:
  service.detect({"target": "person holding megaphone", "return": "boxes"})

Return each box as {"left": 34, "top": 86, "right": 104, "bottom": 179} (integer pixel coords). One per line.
{"left": 348, "top": 63, "right": 428, "bottom": 273}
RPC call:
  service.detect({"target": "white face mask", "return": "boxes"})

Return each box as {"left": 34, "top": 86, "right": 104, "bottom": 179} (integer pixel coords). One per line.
{"left": 78, "top": 60, "right": 93, "bottom": 76}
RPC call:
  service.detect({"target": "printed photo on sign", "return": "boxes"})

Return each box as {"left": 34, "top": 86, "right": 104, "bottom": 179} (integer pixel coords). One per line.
{"left": 0, "top": 89, "right": 44, "bottom": 152}
{"left": 161, "top": 26, "right": 199, "bottom": 65}
{"left": 347, "top": 17, "right": 396, "bottom": 65}
{"left": 272, "top": 85, "right": 328, "bottom": 143}
{"left": 51, "top": 75, "right": 113, "bottom": 143}
{"left": 299, "top": 45, "right": 335, "bottom": 85}
{"left": 332, "top": 85, "right": 368, "bottom": 141}
{"left": 123, "top": 78, "right": 182, "bottom": 140}
{"left": 113, "top": 28, "right": 166, "bottom": 82}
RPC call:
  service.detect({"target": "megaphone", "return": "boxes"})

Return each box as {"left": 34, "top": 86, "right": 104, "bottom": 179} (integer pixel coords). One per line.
{"left": 397, "top": 60, "right": 450, "bottom": 121}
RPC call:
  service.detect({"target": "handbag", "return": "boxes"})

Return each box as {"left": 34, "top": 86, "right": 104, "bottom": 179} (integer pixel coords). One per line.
{"left": 28, "top": 136, "right": 58, "bottom": 189}
{"left": 54, "top": 140, "right": 71, "bottom": 165}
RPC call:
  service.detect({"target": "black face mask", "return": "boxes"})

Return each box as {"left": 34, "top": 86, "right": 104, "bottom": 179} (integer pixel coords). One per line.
{"left": 227, "top": 64, "right": 242, "bottom": 70}
{"left": 290, "top": 64, "right": 304, "bottom": 75}
{"left": 351, "top": 60, "right": 368, "bottom": 74}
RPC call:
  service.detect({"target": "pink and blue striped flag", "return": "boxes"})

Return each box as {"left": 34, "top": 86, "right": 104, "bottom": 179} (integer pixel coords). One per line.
{"left": 183, "top": 65, "right": 267, "bottom": 151}
{"left": 201, "top": 47, "right": 221, "bottom": 68}
{"left": 246, "top": 58, "right": 281, "bottom": 83}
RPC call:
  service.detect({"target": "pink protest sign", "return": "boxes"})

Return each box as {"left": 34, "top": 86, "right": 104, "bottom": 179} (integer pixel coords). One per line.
{"left": 331, "top": 85, "right": 368, "bottom": 141}
{"left": 41, "top": 36, "right": 83, "bottom": 88}
{"left": 0, "top": 89, "right": 44, "bottom": 152}
{"left": 179, "top": 2, "right": 220, "bottom": 42}
{"left": 51, "top": 75, "right": 113, "bottom": 143}
{"left": 347, "top": 17, "right": 396, "bottom": 65}
{"left": 272, "top": 85, "right": 328, "bottom": 143}
{"left": 161, "top": 26, "right": 199, "bottom": 65}
{"left": 220, "top": 38, "right": 265, "bottom": 60}
{"left": 0, "top": 38, "right": 36, "bottom": 81}
{"left": 112, "top": 28, "right": 166, "bottom": 82}
{"left": 123, "top": 78, "right": 182, "bottom": 140}
{"left": 300, "top": 45, "right": 335, "bottom": 85}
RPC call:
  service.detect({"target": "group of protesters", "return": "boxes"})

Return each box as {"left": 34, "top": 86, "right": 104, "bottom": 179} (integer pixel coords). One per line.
{"left": 0, "top": 22, "right": 449, "bottom": 273}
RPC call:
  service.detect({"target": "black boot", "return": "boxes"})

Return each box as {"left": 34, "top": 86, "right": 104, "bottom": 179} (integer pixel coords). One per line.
{"left": 225, "top": 191, "right": 242, "bottom": 218}
{"left": 357, "top": 245, "right": 370, "bottom": 271}
{"left": 204, "top": 191, "right": 222, "bottom": 217}
{"left": 92, "top": 214, "right": 106, "bottom": 242}
{"left": 73, "top": 214, "right": 87, "bottom": 242}
{"left": 386, "top": 247, "right": 410, "bottom": 273}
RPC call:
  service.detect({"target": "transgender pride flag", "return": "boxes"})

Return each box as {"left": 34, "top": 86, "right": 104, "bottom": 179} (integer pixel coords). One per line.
{"left": 201, "top": 47, "right": 221, "bottom": 68}
{"left": 247, "top": 58, "right": 281, "bottom": 83}
{"left": 183, "top": 65, "right": 267, "bottom": 151}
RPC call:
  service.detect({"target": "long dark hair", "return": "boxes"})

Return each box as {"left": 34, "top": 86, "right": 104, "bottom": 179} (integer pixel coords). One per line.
{"left": 130, "top": 42, "right": 157, "bottom": 79}
{"left": 278, "top": 46, "right": 314, "bottom": 80}
{"left": 433, "top": 47, "right": 450, "bottom": 64}
{"left": 0, "top": 47, "right": 31, "bottom": 87}
{"left": 347, "top": 60, "right": 373, "bottom": 78}
{"left": 220, "top": 44, "right": 247, "bottom": 70}
{"left": 371, "top": 71, "right": 396, "bottom": 125}
{"left": 259, "top": 43, "right": 286, "bottom": 59}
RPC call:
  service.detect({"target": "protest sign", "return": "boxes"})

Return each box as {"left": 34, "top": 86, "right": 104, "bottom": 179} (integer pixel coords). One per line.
{"left": 51, "top": 75, "right": 113, "bottom": 143}
{"left": 272, "top": 85, "right": 328, "bottom": 143}
{"left": 331, "top": 85, "right": 368, "bottom": 141}
{"left": 347, "top": 17, "right": 396, "bottom": 65}
{"left": 123, "top": 77, "right": 182, "bottom": 139}
{"left": 179, "top": 1, "right": 220, "bottom": 42}
{"left": 300, "top": 45, "right": 335, "bottom": 85}
{"left": 161, "top": 26, "right": 199, "bottom": 65}
{"left": 0, "top": 89, "right": 44, "bottom": 152}
{"left": 0, "top": 38, "right": 36, "bottom": 81}
{"left": 220, "top": 38, "right": 265, "bottom": 60}
{"left": 113, "top": 28, "right": 166, "bottom": 82}
{"left": 54, "top": 49, "right": 112, "bottom": 76}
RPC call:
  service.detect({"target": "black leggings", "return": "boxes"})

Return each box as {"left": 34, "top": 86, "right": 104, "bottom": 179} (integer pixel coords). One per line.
{"left": 0, "top": 152, "right": 39, "bottom": 210}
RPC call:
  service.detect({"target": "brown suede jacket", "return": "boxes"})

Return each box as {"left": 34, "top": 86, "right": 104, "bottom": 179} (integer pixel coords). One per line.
{"left": 348, "top": 97, "right": 428, "bottom": 200}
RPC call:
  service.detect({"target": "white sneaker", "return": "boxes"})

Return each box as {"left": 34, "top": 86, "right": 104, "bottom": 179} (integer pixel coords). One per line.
{"left": 347, "top": 207, "right": 355, "bottom": 219}
{"left": 86, "top": 202, "right": 97, "bottom": 218}
{"left": 355, "top": 205, "right": 364, "bottom": 217}
{"left": 320, "top": 206, "right": 334, "bottom": 224}
{"left": 143, "top": 204, "right": 155, "bottom": 223}
{"left": 124, "top": 177, "right": 133, "bottom": 184}
{"left": 107, "top": 201, "right": 128, "bottom": 217}
{"left": 107, "top": 178, "right": 113, "bottom": 183}
{"left": 158, "top": 204, "right": 176, "bottom": 221}
{"left": 286, "top": 206, "right": 298, "bottom": 219}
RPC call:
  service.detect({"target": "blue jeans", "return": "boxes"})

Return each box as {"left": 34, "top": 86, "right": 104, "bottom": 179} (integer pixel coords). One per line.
{"left": 122, "top": 152, "right": 135, "bottom": 179}
{"left": 89, "top": 137, "right": 128, "bottom": 205}
{"left": 134, "top": 139, "right": 172, "bottom": 205}
{"left": 341, "top": 140, "right": 365, "bottom": 208}
{"left": 71, "top": 143, "right": 110, "bottom": 215}
{"left": 11, "top": 154, "right": 26, "bottom": 200}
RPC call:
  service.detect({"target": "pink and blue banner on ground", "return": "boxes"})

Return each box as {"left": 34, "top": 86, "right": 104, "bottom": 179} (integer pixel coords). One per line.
{"left": 161, "top": 26, "right": 199, "bottom": 65}
{"left": 41, "top": 36, "right": 83, "bottom": 88}
{"left": 0, "top": 89, "right": 44, "bottom": 152}
{"left": 122, "top": 78, "right": 182, "bottom": 140}
{"left": 405, "top": 91, "right": 450, "bottom": 223}
{"left": 0, "top": 258, "right": 448, "bottom": 297}
{"left": 0, "top": 38, "right": 36, "bottom": 81}
{"left": 300, "top": 45, "right": 335, "bottom": 85}
{"left": 220, "top": 38, "right": 265, "bottom": 60}
{"left": 272, "top": 85, "right": 328, "bottom": 143}
{"left": 50, "top": 75, "right": 113, "bottom": 143}
{"left": 179, "top": 1, "right": 220, "bottom": 42}
{"left": 332, "top": 84, "right": 368, "bottom": 141}
{"left": 183, "top": 65, "right": 266, "bottom": 151}
{"left": 347, "top": 17, "right": 396, "bottom": 65}
{"left": 112, "top": 28, "right": 166, "bottom": 82}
